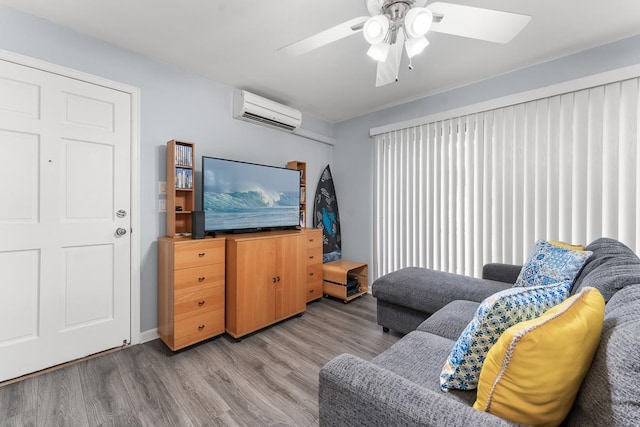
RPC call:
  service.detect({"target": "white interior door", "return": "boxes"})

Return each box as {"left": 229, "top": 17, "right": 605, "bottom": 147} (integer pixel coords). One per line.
{"left": 0, "top": 58, "right": 131, "bottom": 382}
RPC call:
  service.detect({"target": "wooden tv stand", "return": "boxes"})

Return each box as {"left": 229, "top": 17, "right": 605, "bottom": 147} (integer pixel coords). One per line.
{"left": 158, "top": 229, "right": 317, "bottom": 348}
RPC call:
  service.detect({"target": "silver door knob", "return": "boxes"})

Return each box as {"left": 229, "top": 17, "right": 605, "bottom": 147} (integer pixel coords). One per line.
{"left": 116, "top": 210, "right": 127, "bottom": 218}
{"left": 115, "top": 227, "right": 127, "bottom": 236}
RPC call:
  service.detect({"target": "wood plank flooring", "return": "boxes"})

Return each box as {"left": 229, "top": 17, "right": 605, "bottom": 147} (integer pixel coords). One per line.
{"left": 0, "top": 295, "right": 400, "bottom": 427}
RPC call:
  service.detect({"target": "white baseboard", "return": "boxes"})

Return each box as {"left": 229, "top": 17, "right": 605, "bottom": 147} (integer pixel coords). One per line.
{"left": 139, "top": 328, "right": 159, "bottom": 343}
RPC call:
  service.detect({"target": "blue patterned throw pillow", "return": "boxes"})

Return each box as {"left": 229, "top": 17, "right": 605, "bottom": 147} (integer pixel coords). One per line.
{"left": 514, "top": 240, "right": 592, "bottom": 288}
{"left": 440, "top": 282, "right": 571, "bottom": 391}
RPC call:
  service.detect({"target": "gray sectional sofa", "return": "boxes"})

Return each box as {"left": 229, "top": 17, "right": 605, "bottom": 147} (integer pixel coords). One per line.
{"left": 318, "top": 238, "right": 640, "bottom": 426}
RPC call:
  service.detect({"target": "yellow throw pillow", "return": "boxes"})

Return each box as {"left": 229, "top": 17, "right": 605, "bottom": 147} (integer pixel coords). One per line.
{"left": 549, "top": 240, "right": 585, "bottom": 251}
{"left": 473, "top": 287, "right": 604, "bottom": 427}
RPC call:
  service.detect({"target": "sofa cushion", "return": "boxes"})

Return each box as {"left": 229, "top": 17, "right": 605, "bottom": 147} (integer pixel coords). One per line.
{"left": 585, "top": 237, "right": 637, "bottom": 256}
{"left": 372, "top": 331, "right": 477, "bottom": 407}
{"left": 573, "top": 238, "right": 639, "bottom": 291}
{"left": 440, "top": 282, "right": 571, "bottom": 391}
{"left": 567, "top": 284, "right": 640, "bottom": 426}
{"left": 376, "top": 299, "right": 433, "bottom": 335}
{"left": 514, "top": 240, "right": 592, "bottom": 288}
{"left": 572, "top": 254, "right": 640, "bottom": 302}
{"left": 417, "top": 300, "right": 480, "bottom": 341}
{"left": 481, "top": 263, "right": 522, "bottom": 284}
{"left": 372, "top": 267, "right": 511, "bottom": 315}
{"left": 474, "top": 287, "right": 604, "bottom": 426}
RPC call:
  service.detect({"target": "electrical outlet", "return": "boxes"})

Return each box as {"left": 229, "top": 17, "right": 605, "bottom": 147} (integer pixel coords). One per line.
{"left": 159, "top": 199, "right": 167, "bottom": 213}
{"left": 159, "top": 181, "right": 167, "bottom": 194}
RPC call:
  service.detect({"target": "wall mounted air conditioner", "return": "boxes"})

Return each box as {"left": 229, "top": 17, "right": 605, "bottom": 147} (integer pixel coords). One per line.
{"left": 233, "top": 89, "right": 302, "bottom": 132}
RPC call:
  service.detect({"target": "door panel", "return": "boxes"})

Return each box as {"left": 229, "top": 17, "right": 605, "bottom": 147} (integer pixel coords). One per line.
{"left": 62, "top": 244, "right": 114, "bottom": 330}
{"left": 62, "top": 91, "right": 115, "bottom": 131}
{"left": 0, "top": 250, "right": 39, "bottom": 345}
{"left": 275, "top": 235, "right": 305, "bottom": 319}
{"left": 63, "top": 139, "right": 113, "bottom": 220}
{"left": 0, "top": 130, "right": 39, "bottom": 222}
{"left": 237, "top": 239, "right": 276, "bottom": 335}
{"left": 0, "top": 58, "right": 131, "bottom": 382}
{"left": 0, "top": 75, "right": 40, "bottom": 119}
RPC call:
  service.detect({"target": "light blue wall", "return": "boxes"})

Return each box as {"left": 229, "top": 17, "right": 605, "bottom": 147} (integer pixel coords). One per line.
{"left": 0, "top": 5, "right": 334, "bottom": 333}
{"left": 334, "top": 35, "right": 640, "bottom": 277}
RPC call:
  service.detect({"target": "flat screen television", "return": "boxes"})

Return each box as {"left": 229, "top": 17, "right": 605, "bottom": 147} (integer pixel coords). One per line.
{"left": 201, "top": 156, "right": 301, "bottom": 233}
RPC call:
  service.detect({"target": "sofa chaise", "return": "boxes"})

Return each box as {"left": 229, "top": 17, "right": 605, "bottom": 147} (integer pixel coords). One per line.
{"left": 318, "top": 238, "right": 640, "bottom": 426}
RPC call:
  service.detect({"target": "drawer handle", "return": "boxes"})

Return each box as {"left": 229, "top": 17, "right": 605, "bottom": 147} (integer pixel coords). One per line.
{"left": 310, "top": 289, "right": 314, "bottom": 293}
{"left": 198, "top": 300, "right": 205, "bottom": 307}
{"left": 277, "top": 276, "right": 281, "bottom": 282}
{"left": 309, "top": 272, "right": 314, "bottom": 277}
{"left": 309, "top": 239, "right": 314, "bottom": 242}
{"left": 273, "top": 277, "right": 276, "bottom": 283}
{"left": 198, "top": 252, "right": 205, "bottom": 257}
{"left": 198, "top": 325, "right": 205, "bottom": 331}
{"left": 198, "top": 277, "right": 205, "bottom": 282}
{"left": 309, "top": 255, "right": 314, "bottom": 259}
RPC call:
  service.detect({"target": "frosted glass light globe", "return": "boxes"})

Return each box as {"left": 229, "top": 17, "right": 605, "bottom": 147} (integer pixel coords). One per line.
{"left": 405, "top": 36, "right": 429, "bottom": 58}
{"left": 412, "top": 12, "right": 432, "bottom": 34}
{"left": 363, "top": 15, "right": 390, "bottom": 45}
{"left": 367, "top": 21, "right": 382, "bottom": 38}
{"left": 367, "top": 43, "right": 390, "bottom": 62}
{"left": 405, "top": 8, "right": 433, "bottom": 38}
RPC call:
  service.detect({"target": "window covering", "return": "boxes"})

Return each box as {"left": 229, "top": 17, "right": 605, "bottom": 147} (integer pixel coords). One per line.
{"left": 373, "top": 77, "right": 640, "bottom": 279}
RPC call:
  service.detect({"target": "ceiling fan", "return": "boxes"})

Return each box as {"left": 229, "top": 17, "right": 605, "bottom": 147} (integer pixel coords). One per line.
{"left": 279, "top": 0, "right": 531, "bottom": 87}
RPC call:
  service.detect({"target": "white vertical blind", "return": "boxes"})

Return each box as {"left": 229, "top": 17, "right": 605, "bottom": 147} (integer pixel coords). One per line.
{"left": 373, "top": 77, "right": 640, "bottom": 279}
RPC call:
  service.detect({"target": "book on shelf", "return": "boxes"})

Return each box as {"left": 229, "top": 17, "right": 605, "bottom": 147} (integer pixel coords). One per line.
{"left": 174, "top": 144, "right": 193, "bottom": 167}
{"left": 175, "top": 168, "right": 193, "bottom": 189}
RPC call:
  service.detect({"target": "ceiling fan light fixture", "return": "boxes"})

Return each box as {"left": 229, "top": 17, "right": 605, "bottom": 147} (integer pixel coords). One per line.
{"left": 404, "top": 7, "right": 433, "bottom": 38}
{"left": 363, "top": 15, "right": 390, "bottom": 45}
{"left": 405, "top": 36, "right": 429, "bottom": 58}
{"left": 367, "top": 42, "right": 390, "bottom": 62}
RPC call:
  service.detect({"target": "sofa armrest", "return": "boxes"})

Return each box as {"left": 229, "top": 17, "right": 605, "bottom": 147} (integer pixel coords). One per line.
{"left": 319, "top": 354, "right": 519, "bottom": 427}
{"left": 482, "top": 263, "right": 522, "bottom": 284}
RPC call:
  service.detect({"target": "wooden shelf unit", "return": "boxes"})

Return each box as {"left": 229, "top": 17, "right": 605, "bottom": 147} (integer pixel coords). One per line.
{"left": 167, "top": 139, "right": 195, "bottom": 237}
{"left": 323, "top": 260, "right": 368, "bottom": 303}
{"left": 286, "top": 160, "right": 307, "bottom": 228}
{"left": 158, "top": 236, "right": 226, "bottom": 350}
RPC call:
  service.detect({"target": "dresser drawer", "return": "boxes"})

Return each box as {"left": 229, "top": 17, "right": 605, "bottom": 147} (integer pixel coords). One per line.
{"left": 307, "top": 280, "right": 323, "bottom": 301}
{"left": 307, "top": 263, "right": 323, "bottom": 283}
{"left": 174, "top": 263, "right": 225, "bottom": 293}
{"left": 174, "top": 240, "right": 225, "bottom": 269}
{"left": 306, "top": 247, "right": 322, "bottom": 265}
{"left": 173, "top": 311, "right": 225, "bottom": 349}
{"left": 174, "top": 283, "right": 224, "bottom": 322}
{"left": 305, "top": 229, "right": 323, "bottom": 249}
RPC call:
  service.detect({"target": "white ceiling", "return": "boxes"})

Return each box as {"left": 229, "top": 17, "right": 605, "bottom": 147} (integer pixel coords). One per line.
{"left": 3, "top": 0, "right": 640, "bottom": 123}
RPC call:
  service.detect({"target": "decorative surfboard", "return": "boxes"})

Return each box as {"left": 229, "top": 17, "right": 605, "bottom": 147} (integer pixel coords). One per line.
{"left": 313, "top": 165, "right": 342, "bottom": 263}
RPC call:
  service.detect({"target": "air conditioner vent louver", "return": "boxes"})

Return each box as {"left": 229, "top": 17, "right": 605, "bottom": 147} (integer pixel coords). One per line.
{"left": 233, "top": 90, "right": 302, "bottom": 133}
{"left": 241, "top": 111, "right": 298, "bottom": 132}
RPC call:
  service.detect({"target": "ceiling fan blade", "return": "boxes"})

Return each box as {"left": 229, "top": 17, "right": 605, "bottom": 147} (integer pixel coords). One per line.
{"left": 375, "top": 32, "right": 405, "bottom": 87}
{"left": 427, "top": 2, "right": 531, "bottom": 44}
{"left": 279, "top": 16, "right": 369, "bottom": 56}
